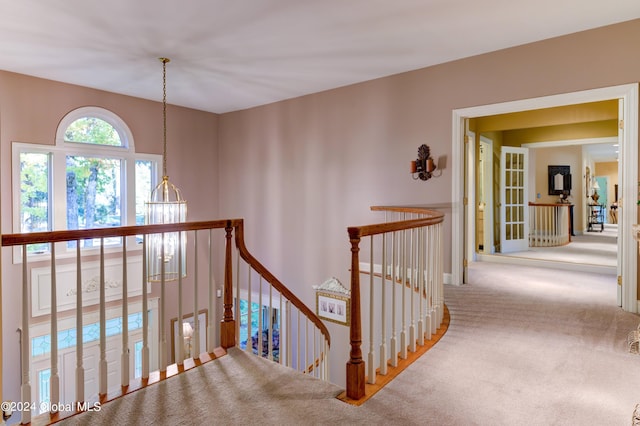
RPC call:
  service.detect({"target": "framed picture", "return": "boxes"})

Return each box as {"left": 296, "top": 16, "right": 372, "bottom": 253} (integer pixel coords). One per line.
{"left": 316, "top": 291, "right": 350, "bottom": 325}
{"left": 170, "top": 309, "right": 208, "bottom": 363}
{"left": 585, "top": 166, "right": 591, "bottom": 197}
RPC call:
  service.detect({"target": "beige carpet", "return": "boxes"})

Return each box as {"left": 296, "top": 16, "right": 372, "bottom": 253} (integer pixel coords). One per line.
{"left": 493, "top": 223, "right": 617, "bottom": 267}
{"left": 364, "top": 262, "right": 640, "bottom": 425}
{"left": 59, "top": 346, "right": 384, "bottom": 425}
{"left": 60, "top": 261, "right": 640, "bottom": 425}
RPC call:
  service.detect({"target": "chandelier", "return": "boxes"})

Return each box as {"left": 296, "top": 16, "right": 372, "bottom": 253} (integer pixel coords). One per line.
{"left": 145, "top": 57, "right": 187, "bottom": 282}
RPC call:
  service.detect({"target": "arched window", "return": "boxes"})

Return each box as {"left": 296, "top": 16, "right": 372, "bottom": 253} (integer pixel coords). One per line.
{"left": 64, "top": 117, "right": 123, "bottom": 146}
{"left": 13, "top": 107, "right": 161, "bottom": 255}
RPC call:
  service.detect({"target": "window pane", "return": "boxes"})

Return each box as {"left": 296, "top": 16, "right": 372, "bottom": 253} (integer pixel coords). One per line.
{"left": 20, "top": 152, "right": 50, "bottom": 254}
{"left": 136, "top": 160, "right": 152, "bottom": 226}
{"left": 134, "top": 341, "right": 143, "bottom": 378}
{"left": 38, "top": 369, "right": 51, "bottom": 408}
{"left": 66, "top": 156, "right": 122, "bottom": 247}
{"left": 65, "top": 117, "right": 122, "bottom": 146}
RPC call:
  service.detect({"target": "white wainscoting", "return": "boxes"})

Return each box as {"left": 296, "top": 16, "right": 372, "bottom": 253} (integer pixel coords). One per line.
{"left": 31, "top": 256, "right": 145, "bottom": 317}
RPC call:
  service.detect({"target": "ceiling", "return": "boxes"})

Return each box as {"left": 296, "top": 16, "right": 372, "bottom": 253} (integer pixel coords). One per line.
{"left": 0, "top": 1, "right": 639, "bottom": 114}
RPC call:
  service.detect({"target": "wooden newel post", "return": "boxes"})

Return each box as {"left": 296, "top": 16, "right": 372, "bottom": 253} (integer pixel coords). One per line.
{"left": 346, "top": 231, "right": 365, "bottom": 399}
{"left": 220, "top": 222, "right": 236, "bottom": 348}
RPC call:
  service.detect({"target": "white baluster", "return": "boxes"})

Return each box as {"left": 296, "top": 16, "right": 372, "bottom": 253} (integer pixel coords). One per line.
{"left": 425, "top": 225, "right": 432, "bottom": 341}
{"left": 258, "top": 277, "right": 263, "bottom": 357}
{"left": 286, "top": 300, "right": 292, "bottom": 368}
{"left": 313, "top": 328, "right": 317, "bottom": 378}
{"left": 121, "top": 239, "right": 130, "bottom": 386}
{"left": 546, "top": 207, "right": 552, "bottom": 247}
{"left": 193, "top": 232, "right": 200, "bottom": 358}
{"left": 390, "top": 231, "right": 398, "bottom": 368}
{"left": 324, "top": 341, "right": 330, "bottom": 381}
{"left": 417, "top": 227, "right": 424, "bottom": 346}
{"left": 76, "top": 242, "right": 85, "bottom": 403}
{"left": 400, "top": 225, "right": 408, "bottom": 360}
{"left": 305, "top": 318, "right": 309, "bottom": 373}
{"left": 279, "top": 292, "right": 283, "bottom": 365}
{"left": 142, "top": 236, "right": 149, "bottom": 379}
{"left": 409, "top": 228, "right": 416, "bottom": 353}
{"left": 268, "top": 283, "right": 273, "bottom": 361}
{"left": 50, "top": 244, "right": 60, "bottom": 411}
{"left": 159, "top": 233, "right": 167, "bottom": 371}
{"left": 177, "top": 232, "right": 184, "bottom": 365}
{"left": 99, "top": 239, "right": 108, "bottom": 395}
{"left": 208, "top": 229, "right": 215, "bottom": 353}
{"left": 379, "top": 232, "right": 388, "bottom": 375}
{"left": 368, "top": 235, "right": 375, "bottom": 384}
{"left": 21, "top": 246, "right": 31, "bottom": 424}
{"left": 246, "top": 268, "right": 252, "bottom": 354}
{"left": 296, "top": 309, "right": 300, "bottom": 372}
{"left": 437, "top": 223, "right": 444, "bottom": 326}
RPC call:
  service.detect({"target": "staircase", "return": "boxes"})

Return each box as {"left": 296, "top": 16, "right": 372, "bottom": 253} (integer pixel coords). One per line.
{"left": 2, "top": 207, "right": 447, "bottom": 424}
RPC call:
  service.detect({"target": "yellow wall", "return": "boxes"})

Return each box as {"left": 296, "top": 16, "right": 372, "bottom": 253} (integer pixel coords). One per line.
{"left": 533, "top": 146, "right": 585, "bottom": 232}
{"left": 503, "top": 120, "right": 618, "bottom": 145}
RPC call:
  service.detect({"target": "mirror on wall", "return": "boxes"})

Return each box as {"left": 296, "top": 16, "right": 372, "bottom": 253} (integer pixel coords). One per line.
{"left": 548, "top": 165, "right": 571, "bottom": 195}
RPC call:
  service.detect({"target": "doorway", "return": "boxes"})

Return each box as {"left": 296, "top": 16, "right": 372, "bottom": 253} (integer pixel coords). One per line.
{"left": 451, "top": 84, "right": 638, "bottom": 313}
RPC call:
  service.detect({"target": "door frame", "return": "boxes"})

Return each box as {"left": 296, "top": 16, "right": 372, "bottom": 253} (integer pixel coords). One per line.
{"left": 479, "top": 136, "right": 494, "bottom": 254}
{"left": 451, "top": 83, "right": 639, "bottom": 313}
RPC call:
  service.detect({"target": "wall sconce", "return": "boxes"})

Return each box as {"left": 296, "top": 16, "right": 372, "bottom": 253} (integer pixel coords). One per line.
{"left": 410, "top": 144, "right": 438, "bottom": 181}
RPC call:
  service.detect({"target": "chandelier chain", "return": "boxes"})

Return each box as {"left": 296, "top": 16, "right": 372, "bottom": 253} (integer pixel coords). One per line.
{"left": 160, "top": 57, "right": 169, "bottom": 177}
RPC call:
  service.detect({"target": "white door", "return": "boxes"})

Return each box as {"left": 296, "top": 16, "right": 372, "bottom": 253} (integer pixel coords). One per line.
{"left": 500, "top": 147, "right": 529, "bottom": 253}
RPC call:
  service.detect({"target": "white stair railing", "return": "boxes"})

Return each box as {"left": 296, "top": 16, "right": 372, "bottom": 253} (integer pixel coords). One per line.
{"left": 346, "top": 206, "right": 445, "bottom": 400}
{"left": 2, "top": 219, "right": 329, "bottom": 424}
{"left": 529, "top": 203, "right": 571, "bottom": 247}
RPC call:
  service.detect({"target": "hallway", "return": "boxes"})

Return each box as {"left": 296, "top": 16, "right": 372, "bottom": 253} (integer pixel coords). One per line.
{"left": 365, "top": 261, "right": 640, "bottom": 425}
{"left": 478, "top": 223, "right": 617, "bottom": 275}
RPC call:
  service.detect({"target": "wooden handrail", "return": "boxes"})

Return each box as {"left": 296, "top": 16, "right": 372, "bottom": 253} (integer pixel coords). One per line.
{"left": 1, "top": 220, "right": 239, "bottom": 246}
{"left": 233, "top": 220, "right": 330, "bottom": 347}
{"left": 370, "top": 204, "right": 450, "bottom": 215}
{"left": 348, "top": 215, "right": 444, "bottom": 239}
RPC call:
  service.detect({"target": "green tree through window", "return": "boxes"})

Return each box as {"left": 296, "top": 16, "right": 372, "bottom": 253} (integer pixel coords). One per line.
{"left": 64, "top": 117, "right": 123, "bottom": 247}
{"left": 20, "top": 152, "right": 50, "bottom": 253}
{"left": 65, "top": 117, "right": 122, "bottom": 146}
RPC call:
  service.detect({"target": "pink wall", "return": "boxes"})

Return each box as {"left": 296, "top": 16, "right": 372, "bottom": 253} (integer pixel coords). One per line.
{"left": 0, "top": 71, "right": 219, "bottom": 403}
{"left": 218, "top": 19, "right": 640, "bottom": 383}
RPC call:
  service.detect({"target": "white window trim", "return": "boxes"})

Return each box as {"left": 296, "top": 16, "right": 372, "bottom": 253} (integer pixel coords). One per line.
{"left": 57, "top": 106, "right": 134, "bottom": 149}
{"left": 12, "top": 107, "right": 161, "bottom": 263}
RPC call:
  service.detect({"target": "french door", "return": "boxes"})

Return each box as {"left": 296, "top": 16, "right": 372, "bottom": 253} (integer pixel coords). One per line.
{"left": 500, "top": 147, "right": 529, "bottom": 253}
